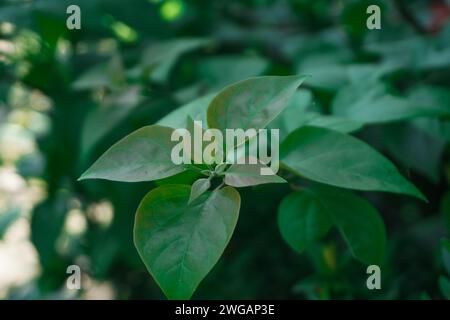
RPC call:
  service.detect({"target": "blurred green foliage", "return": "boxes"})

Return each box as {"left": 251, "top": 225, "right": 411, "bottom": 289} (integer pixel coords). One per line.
{"left": 1, "top": 0, "right": 450, "bottom": 299}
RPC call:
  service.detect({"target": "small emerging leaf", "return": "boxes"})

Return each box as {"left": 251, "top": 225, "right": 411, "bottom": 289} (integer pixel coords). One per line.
{"left": 189, "top": 178, "right": 211, "bottom": 204}
{"left": 224, "top": 160, "right": 286, "bottom": 187}
{"left": 214, "top": 163, "right": 228, "bottom": 174}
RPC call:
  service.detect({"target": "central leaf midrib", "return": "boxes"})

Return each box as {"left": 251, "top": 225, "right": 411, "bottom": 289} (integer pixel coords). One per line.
{"left": 173, "top": 193, "right": 215, "bottom": 294}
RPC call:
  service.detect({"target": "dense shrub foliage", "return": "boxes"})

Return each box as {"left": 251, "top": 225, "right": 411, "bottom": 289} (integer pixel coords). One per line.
{"left": 1, "top": 0, "right": 450, "bottom": 299}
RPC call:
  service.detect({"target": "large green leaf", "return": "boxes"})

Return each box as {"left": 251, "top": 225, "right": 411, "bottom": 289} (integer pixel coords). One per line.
{"left": 280, "top": 126, "right": 425, "bottom": 200}
{"left": 79, "top": 125, "right": 184, "bottom": 182}
{"left": 134, "top": 184, "right": 241, "bottom": 299}
{"left": 277, "top": 190, "right": 332, "bottom": 254}
{"left": 207, "top": 75, "right": 307, "bottom": 132}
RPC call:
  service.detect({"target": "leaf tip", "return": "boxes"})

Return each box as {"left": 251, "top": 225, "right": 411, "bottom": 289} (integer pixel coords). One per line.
{"left": 417, "top": 191, "right": 428, "bottom": 203}
{"left": 409, "top": 184, "right": 428, "bottom": 202}
{"left": 77, "top": 169, "right": 96, "bottom": 181}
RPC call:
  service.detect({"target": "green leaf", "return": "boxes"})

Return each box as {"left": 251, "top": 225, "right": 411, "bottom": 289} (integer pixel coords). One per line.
{"left": 313, "top": 186, "right": 386, "bottom": 265}
{"left": 413, "top": 117, "right": 450, "bottom": 143}
{"left": 380, "top": 122, "right": 445, "bottom": 183}
{"left": 224, "top": 160, "right": 286, "bottom": 187}
{"left": 81, "top": 86, "right": 142, "bottom": 158}
{"left": 332, "top": 82, "right": 450, "bottom": 124}
{"left": 278, "top": 187, "right": 386, "bottom": 265}
{"left": 207, "top": 75, "right": 307, "bottom": 132}
{"left": 155, "top": 170, "right": 201, "bottom": 187}
{"left": 277, "top": 191, "right": 332, "bottom": 254}
{"left": 134, "top": 184, "right": 241, "bottom": 299}
{"left": 214, "top": 163, "right": 228, "bottom": 174}
{"left": 280, "top": 126, "right": 425, "bottom": 200}
{"left": 407, "top": 85, "right": 450, "bottom": 112}
{"left": 198, "top": 55, "right": 268, "bottom": 90}
{"left": 270, "top": 89, "right": 362, "bottom": 141}
{"left": 73, "top": 56, "right": 125, "bottom": 91}
{"left": 365, "top": 35, "right": 450, "bottom": 71}
{"left": 269, "top": 89, "right": 312, "bottom": 136}
{"left": 299, "top": 64, "right": 348, "bottom": 91}
{"left": 31, "top": 190, "right": 70, "bottom": 268}
{"left": 79, "top": 125, "right": 185, "bottom": 182}
{"left": 142, "top": 38, "right": 210, "bottom": 83}
{"left": 189, "top": 178, "right": 211, "bottom": 204}
{"left": 303, "top": 113, "right": 363, "bottom": 134}
{"left": 73, "top": 63, "right": 111, "bottom": 90}
{"left": 157, "top": 93, "right": 215, "bottom": 129}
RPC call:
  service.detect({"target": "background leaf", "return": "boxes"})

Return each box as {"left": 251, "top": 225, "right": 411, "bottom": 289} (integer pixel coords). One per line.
{"left": 277, "top": 190, "right": 332, "bottom": 254}
{"left": 332, "top": 82, "right": 450, "bottom": 124}
{"left": 309, "top": 186, "right": 386, "bottom": 265}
